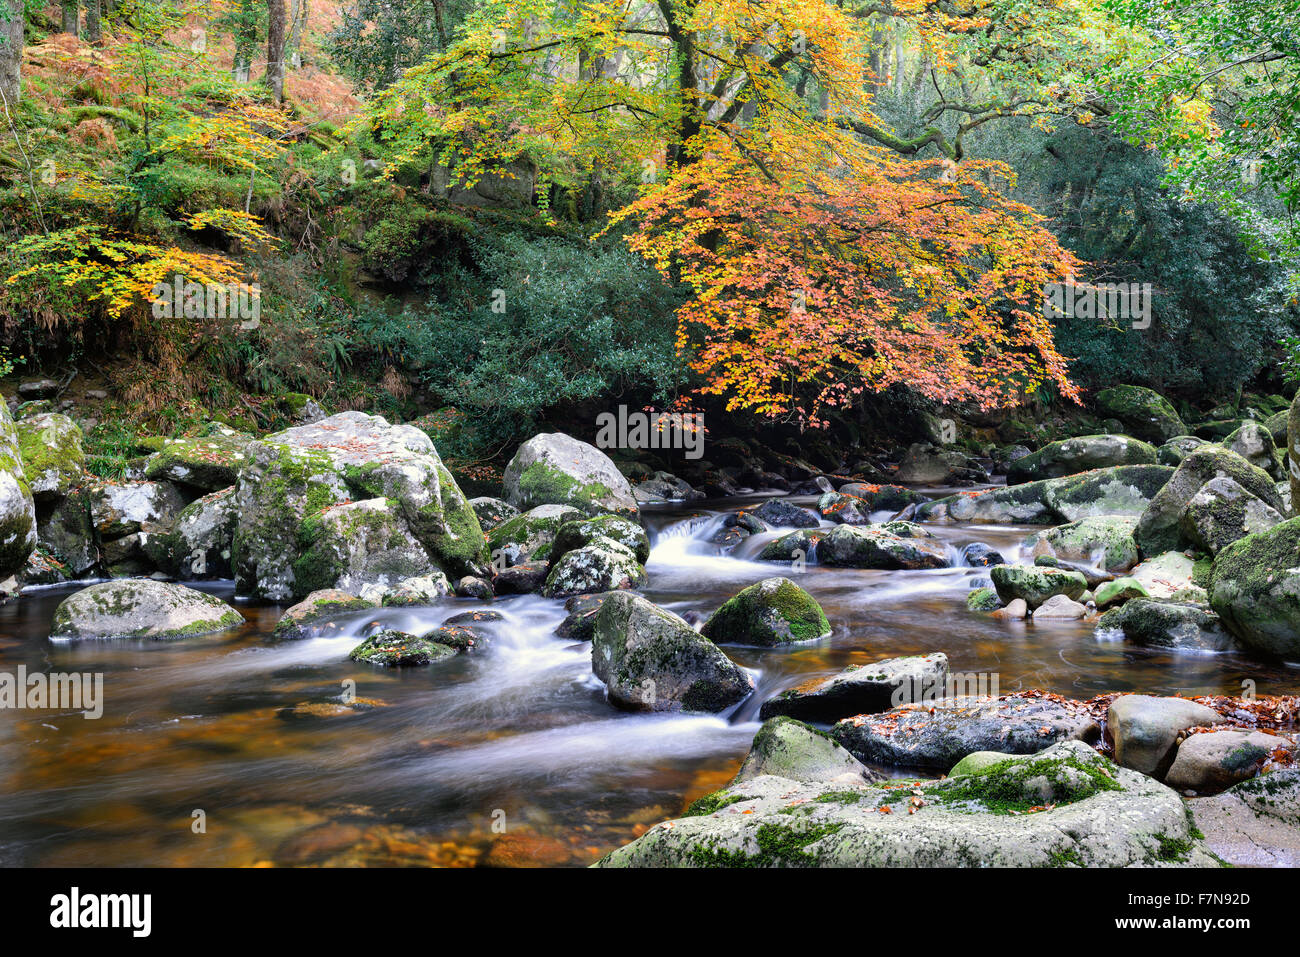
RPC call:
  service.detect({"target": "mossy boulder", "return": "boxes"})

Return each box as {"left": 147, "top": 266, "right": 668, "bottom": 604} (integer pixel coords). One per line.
{"left": 759, "top": 652, "right": 948, "bottom": 722}
{"left": 1290, "top": 388, "right": 1300, "bottom": 513}
{"left": 701, "top": 577, "right": 831, "bottom": 647}
{"left": 989, "top": 564, "right": 1087, "bottom": 610}
{"left": 555, "top": 591, "right": 623, "bottom": 641}
{"left": 591, "top": 592, "right": 753, "bottom": 712}
{"left": 468, "top": 496, "right": 519, "bottom": 532}
{"left": 758, "top": 528, "right": 826, "bottom": 562}
{"left": 1095, "top": 385, "right": 1186, "bottom": 443}
{"left": 36, "top": 489, "right": 96, "bottom": 577}
{"left": 819, "top": 523, "right": 950, "bottom": 570}
{"left": 502, "top": 432, "right": 638, "bottom": 518}
{"left": 1208, "top": 517, "right": 1300, "bottom": 658}
{"left": 836, "top": 483, "right": 927, "bottom": 513}
{"left": 550, "top": 514, "right": 650, "bottom": 566}
{"left": 1007, "top": 434, "right": 1156, "bottom": 484}
{"left": 733, "top": 717, "right": 877, "bottom": 785}
{"left": 293, "top": 498, "right": 441, "bottom": 597}
{"left": 1179, "top": 475, "right": 1283, "bottom": 555}
{"left": 85, "top": 480, "right": 186, "bottom": 540}
{"left": 920, "top": 465, "right": 1172, "bottom": 525}
{"left": 49, "top": 579, "right": 244, "bottom": 640}
{"left": 966, "top": 587, "right": 1001, "bottom": 611}
{"left": 1093, "top": 576, "right": 1150, "bottom": 609}
{"left": 595, "top": 740, "right": 1216, "bottom": 867}
{"left": 233, "top": 412, "right": 488, "bottom": 600}
{"left": 1135, "top": 445, "right": 1282, "bottom": 558}
{"left": 0, "top": 398, "right": 36, "bottom": 579}
{"left": 380, "top": 573, "right": 453, "bottom": 606}
{"left": 15, "top": 411, "right": 85, "bottom": 502}
{"left": 143, "top": 426, "right": 252, "bottom": 492}
{"left": 1021, "top": 515, "right": 1139, "bottom": 572}
{"left": 487, "top": 503, "right": 583, "bottom": 566}
{"left": 751, "top": 498, "right": 821, "bottom": 529}
{"left": 540, "top": 536, "right": 647, "bottom": 598}
{"left": 1165, "top": 729, "right": 1291, "bottom": 795}
{"left": 1223, "top": 420, "right": 1281, "bottom": 480}
{"left": 1157, "top": 435, "right": 1208, "bottom": 467}
{"left": 273, "top": 588, "right": 380, "bottom": 640}
{"left": 348, "top": 629, "right": 455, "bottom": 667}
{"left": 1095, "top": 598, "right": 1235, "bottom": 652}
{"left": 142, "top": 487, "right": 239, "bottom": 580}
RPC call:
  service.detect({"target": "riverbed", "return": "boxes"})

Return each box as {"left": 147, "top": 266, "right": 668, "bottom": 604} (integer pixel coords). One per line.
{"left": 1, "top": 494, "right": 1294, "bottom": 866}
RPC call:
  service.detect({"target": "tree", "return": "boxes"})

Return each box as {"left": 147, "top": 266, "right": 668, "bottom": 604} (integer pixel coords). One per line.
{"left": 61, "top": 1, "right": 80, "bottom": 36}
{"left": 327, "top": 0, "right": 469, "bottom": 92}
{"left": 266, "top": 0, "right": 286, "bottom": 101}
{"left": 231, "top": 0, "right": 260, "bottom": 82}
{"left": 0, "top": 0, "right": 21, "bottom": 108}
{"left": 370, "top": 0, "right": 1083, "bottom": 425}
{"left": 85, "top": 0, "right": 102, "bottom": 44}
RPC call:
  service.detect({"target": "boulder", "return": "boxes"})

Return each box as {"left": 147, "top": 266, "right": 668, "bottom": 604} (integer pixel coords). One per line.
{"left": 751, "top": 498, "right": 821, "bottom": 529}
{"left": 758, "top": 528, "right": 825, "bottom": 562}
{"left": 143, "top": 426, "right": 251, "bottom": 491}
{"left": 1179, "top": 475, "right": 1283, "bottom": 556}
{"left": 1208, "top": 516, "right": 1300, "bottom": 658}
{"left": 1022, "top": 516, "right": 1139, "bottom": 572}
{"left": 0, "top": 398, "right": 37, "bottom": 578}
{"left": 960, "top": 542, "right": 1005, "bottom": 567}
{"left": 990, "top": 564, "right": 1087, "bottom": 610}
{"left": 502, "top": 432, "right": 638, "bottom": 517}
{"left": 1093, "top": 576, "right": 1149, "bottom": 609}
{"left": 1156, "top": 435, "right": 1207, "bottom": 467}
{"left": 49, "top": 579, "right": 244, "bottom": 640}
{"left": 1190, "top": 767, "right": 1300, "bottom": 866}
{"left": 487, "top": 503, "right": 584, "bottom": 566}
{"left": 1034, "top": 593, "right": 1088, "bottom": 619}
{"left": 816, "top": 490, "right": 871, "bottom": 525}
{"left": 701, "top": 577, "right": 830, "bottom": 647}
{"left": 831, "top": 694, "right": 1100, "bottom": 769}
{"left": 142, "top": 487, "right": 239, "bottom": 580}
{"left": 292, "top": 498, "right": 441, "bottom": 597}
{"left": 1107, "top": 695, "right": 1220, "bottom": 777}
{"left": 1007, "top": 434, "right": 1156, "bottom": 484}
{"left": 273, "top": 588, "right": 379, "bottom": 640}
{"left": 1095, "top": 385, "right": 1186, "bottom": 443}
{"left": 15, "top": 412, "right": 84, "bottom": 502}
{"left": 966, "top": 587, "right": 1001, "bottom": 611}
{"left": 1129, "top": 551, "right": 1199, "bottom": 600}
{"left": 493, "top": 560, "right": 549, "bottom": 594}
{"left": 380, "top": 573, "right": 452, "bottom": 605}
{"left": 759, "top": 653, "right": 948, "bottom": 722}
{"left": 36, "top": 490, "right": 96, "bottom": 577}
{"left": 892, "top": 444, "right": 986, "bottom": 484}
{"left": 540, "top": 536, "right": 647, "bottom": 598}
{"left": 233, "top": 412, "right": 488, "bottom": 600}
{"left": 1095, "top": 599, "right": 1234, "bottom": 652}
{"left": 837, "top": 483, "right": 927, "bottom": 513}
{"left": 468, "top": 496, "right": 519, "bottom": 532}
{"left": 87, "top": 480, "right": 185, "bottom": 540}
{"left": 555, "top": 591, "right": 623, "bottom": 641}
{"left": 1165, "top": 729, "right": 1294, "bottom": 795}
{"left": 919, "top": 466, "right": 1172, "bottom": 525}
{"left": 591, "top": 592, "right": 753, "bottom": 712}
{"left": 819, "top": 523, "right": 950, "bottom": 570}
{"left": 595, "top": 740, "right": 1214, "bottom": 867}
{"left": 550, "top": 514, "right": 650, "bottom": 566}
{"left": 732, "top": 717, "right": 879, "bottom": 785}
{"left": 1223, "top": 420, "right": 1281, "bottom": 479}
{"left": 349, "top": 629, "right": 455, "bottom": 667}
{"left": 1135, "top": 445, "right": 1282, "bottom": 557}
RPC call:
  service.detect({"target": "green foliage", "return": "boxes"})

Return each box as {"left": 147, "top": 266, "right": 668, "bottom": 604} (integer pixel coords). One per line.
{"left": 326, "top": 0, "right": 473, "bottom": 92}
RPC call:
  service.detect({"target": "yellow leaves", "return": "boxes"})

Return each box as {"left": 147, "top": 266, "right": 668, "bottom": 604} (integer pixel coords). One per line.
{"left": 185, "top": 209, "right": 279, "bottom": 253}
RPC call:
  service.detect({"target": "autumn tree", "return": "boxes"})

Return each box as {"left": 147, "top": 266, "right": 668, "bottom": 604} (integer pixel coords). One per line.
{"left": 266, "top": 0, "right": 286, "bottom": 101}
{"left": 369, "top": 0, "right": 1084, "bottom": 425}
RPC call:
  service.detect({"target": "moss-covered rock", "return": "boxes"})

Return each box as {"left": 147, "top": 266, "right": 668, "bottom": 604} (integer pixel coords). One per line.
{"left": 0, "top": 397, "right": 36, "bottom": 579}
{"left": 15, "top": 411, "right": 85, "bottom": 502}
{"left": 989, "top": 563, "right": 1087, "bottom": 610}
{"left": 142, "top": 487, "right": 239, "bottom": 580}
{"left": 1179, "top": 475, "right": 1283, "bottom": 555}
{"left": 966, "top": 587, "right": 1001, "bottom": 611}
{"left": 701, "top": 577, "right": 831, "bottom": 647}
{"left": 1135, "top": 445, "right": 1282, "bottom": 558}
{"left": 486, "top": 503, "right": 583, "bottom": 566}
{"left": 468, "top": 496, "right": 519, "bottom": 532}
{"left": 143, "top": 426, "right": 251, "bottom": 492}
{"left": 1157, "top": 435, "right": 1208, "bottom": 467}
{"left": 1007, "top": 434, "right": 1156, "bottom": 484}
{"left": 919, "top": 465, "right": 1172, "bottom": 525}
{"left": 1022, "top": 515, "right": 1139, "bottom": 572}
{"left": 293, "top": 498, "right": 440, "bottom": 597}
{"left": 733, "top": 717, "right": 878, "bottom": 784}
{"left": 591, "top": 592, "right": 753, "bottom": 712}
{"left": 550, "top": 514, "right": 650, "bottom": 566}
{"left": 1094, "top": 576, "right": 1150, "bottom": 609}
{"left": 540, "top": 536, "right": 647, "bottom": 598}
{"left": 348, "top": 629, "right": 455, "bottom": 667}
{"left": 759, "top": 652, "right": 948, "bottom": 722}
{"left": 819, "top": 523, "right": 951, "bottom": 570}
{"left": 49, "top": 579, "right": 244, "bottom": 640}
{"left": 1096, "top": 385, "right": 1186, "bottom": 443}
{"left": 1223, "top": 420, "right": 1282, "bottom": 480}
{"left": 273, "top": 588, "right": 380, "bottom": 640}
{"left": 1208, "top": 516, "right": 1300, "bottom": 658}
{"left": 502, "top": 432, "right": 639, "bottom": 518}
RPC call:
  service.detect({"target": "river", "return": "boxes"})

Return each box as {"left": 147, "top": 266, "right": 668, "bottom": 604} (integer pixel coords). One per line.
{"left": 0, "top": 494, "right": 1294, "bottom": 866}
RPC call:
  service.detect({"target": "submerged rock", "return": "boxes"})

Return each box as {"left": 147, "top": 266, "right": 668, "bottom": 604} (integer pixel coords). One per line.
{"left": 349, "top": 629, "right": 455, "bottom": 667}
{"left": 591, "top": 592, "right": 752, "bottom": 713}
{"left": 701, "top": 577, "right": 830, "bottom": 646}
{"left": 1095, "top": 599, "right": 1234, "bottom": 652}
{"left": 596, "top": 740, "right": 1214, "bottom": 867}
{"left": 50, "top": 579, "right": 244, "bottom": 641}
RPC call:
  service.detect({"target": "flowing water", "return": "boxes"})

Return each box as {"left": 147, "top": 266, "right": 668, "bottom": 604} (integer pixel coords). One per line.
{"left": 0, "top": 494, "right": 1295, "bottom": 867}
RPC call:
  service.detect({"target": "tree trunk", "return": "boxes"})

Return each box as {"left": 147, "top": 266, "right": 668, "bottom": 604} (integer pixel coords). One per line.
{"left": 84, "top": 0, "right": 101, "bottom": 43}
{"left": 286, "top": 0, "right": 307, "bottom": 68}
{"left": 0, "top": 0, "right": 21, "bottom": 108}
{"left": 233, "top": 0, "right": 257, "bottom": 83}
{"left": 266, "top": 0, "right": 286, "bottom": 102}
{"left": 61, "top": 2, "right": 79, "bottom": 35}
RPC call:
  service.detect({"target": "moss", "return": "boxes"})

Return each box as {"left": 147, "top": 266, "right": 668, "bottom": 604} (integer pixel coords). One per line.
{"left": 702, "top": 577, "right": 830, "bottom": 645}
{"left": 685, "top": 822, "right": 845, "bottom": 867}
{"left": 683, "top": 791, "right": 751, "bottom": 817}
{"left": 515, "top": 460, "right": 620, "bottom": 514}
{"left": 930, "top": 752, "right": 1124, "bottom": 815}
{"left": 966, "top": 587, "right": 1001, "bottom": 611}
